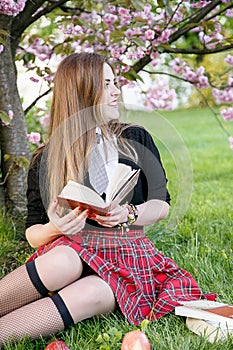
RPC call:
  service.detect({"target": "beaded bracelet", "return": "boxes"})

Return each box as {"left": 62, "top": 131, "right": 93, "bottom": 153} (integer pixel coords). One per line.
{"left": 118, "top": 203, "right": 139, "bottom": 230}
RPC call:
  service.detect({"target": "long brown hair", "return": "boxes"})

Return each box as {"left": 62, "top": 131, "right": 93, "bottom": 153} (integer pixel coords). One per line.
{"left": 41, "top": 52, "right": 136, "bottom": 207}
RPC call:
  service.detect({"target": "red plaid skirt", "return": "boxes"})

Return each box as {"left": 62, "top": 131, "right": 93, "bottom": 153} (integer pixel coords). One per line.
{"left": 27, "top": 229, "right": 216, "bottom": 325}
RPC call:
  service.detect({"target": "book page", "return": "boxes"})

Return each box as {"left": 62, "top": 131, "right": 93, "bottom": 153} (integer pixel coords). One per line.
{"left": 109, "top": 169, "right": 140, "bottom": 209}
{"left": 105, "top": 164, "right": 133, "bottom": 203}
{"left": 58, "top": 180, "right": 106, "bottom": 207}
{"left": 175, "top": 301, "right": 233, "bottom": 327}
{"left": 180, "top": 300, "right": 226, "bottom": 309}
{"left": 206, "top": 319, "right": 233, "bottom": 330}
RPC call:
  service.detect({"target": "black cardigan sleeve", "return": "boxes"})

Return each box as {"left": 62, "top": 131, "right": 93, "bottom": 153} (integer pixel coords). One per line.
{"left": 25, "top": 152, "right": 49, "bottom": 229}
{"left": 120, "top": 125, "right": 170, "bottom": 205}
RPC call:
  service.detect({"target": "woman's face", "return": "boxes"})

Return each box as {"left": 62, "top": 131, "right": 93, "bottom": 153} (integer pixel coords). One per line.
{"left": 101, "top": 63, "right": 121, "bottom": 122}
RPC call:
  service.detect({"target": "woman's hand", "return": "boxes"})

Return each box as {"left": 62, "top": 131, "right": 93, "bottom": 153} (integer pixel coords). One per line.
{"left": 89, "top": 204, "right": 128, "bottom": 228}
{"left": 48, "top": 199, "right": 88, "bottom": 235}
{"left": 88, "top": 199, "right": 170, "bottom": 228}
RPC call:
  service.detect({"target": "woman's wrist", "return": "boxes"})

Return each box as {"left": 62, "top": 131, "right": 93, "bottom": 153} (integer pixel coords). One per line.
{"left": 118, "top": 203, "right": 139, "bottom": 229}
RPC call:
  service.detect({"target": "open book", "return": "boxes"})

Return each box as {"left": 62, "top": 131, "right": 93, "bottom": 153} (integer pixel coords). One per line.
{"left": 57, "top": 164, "right": 140, "bottom": 215}
{"left": 175, "top": 300, "right": 233, "bottom": 328}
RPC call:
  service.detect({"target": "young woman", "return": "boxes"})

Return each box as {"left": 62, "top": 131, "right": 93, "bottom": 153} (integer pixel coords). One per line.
{"left": 0, "top": 53, "right": 215, "bottom": 346}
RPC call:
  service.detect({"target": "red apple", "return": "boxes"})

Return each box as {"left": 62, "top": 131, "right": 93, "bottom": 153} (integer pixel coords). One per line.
{"left": 44, "top": 340, "right": 70, "bottom": 350}
{"left": 121, "top": 330, "right": 151, "bottom": 350}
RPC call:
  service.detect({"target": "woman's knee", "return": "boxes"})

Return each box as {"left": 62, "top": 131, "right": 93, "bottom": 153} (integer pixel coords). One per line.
{"left": 59, "top": 275, "right": 116, "bottom": 322}
{"left": 84, "top": 276, "right": 115, "bottom": 307}
{"left": 35, "top": 246, "right": 83, "bottom": 290}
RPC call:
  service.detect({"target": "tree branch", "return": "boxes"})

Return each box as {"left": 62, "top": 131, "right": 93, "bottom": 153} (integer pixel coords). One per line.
{"left": 142, "top": 69, "right": 233, "bottom": 90}
{"left": 168, "top": 0, "right": 222, "bottom": 43}
{"left": 11, "top": 0, "right": 69, "bottom": 42}
{"left": 142, "top": 70, "right": 230, "bottom": 138}
{"left": 133, "top": 0, "right": 225, "bottom": 73}
{"left": 205, "top": 2, "right": 233, "bottom": 22}
{"left": 24, "top": 88, "right": 51, "bottom": 115}
{"left": 142, "top": 69, "right": 190, "bottom": 84}
{"left": 159, "top": 43, "right": 233, "bottom": 55}
{"left": 196, "top": 88, "right": 231, "bottom": 137}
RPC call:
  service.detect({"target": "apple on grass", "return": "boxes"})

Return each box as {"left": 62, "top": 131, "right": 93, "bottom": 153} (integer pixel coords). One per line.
{"left": 44, "top": 340, "right": 70, "bottom": 350}
{"left": 121, "top": 330, "right": 151, "bottom": 350}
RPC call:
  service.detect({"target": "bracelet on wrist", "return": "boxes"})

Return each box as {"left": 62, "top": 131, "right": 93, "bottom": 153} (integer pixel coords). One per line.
{"left": 118, "top": 203, "right": 139, "bottom": 230}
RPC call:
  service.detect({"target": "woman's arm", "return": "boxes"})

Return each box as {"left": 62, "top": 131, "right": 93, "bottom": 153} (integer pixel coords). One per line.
{"left": 91, "top": 199, "right": 169, "bottom": 228}
{"left": 26, "top": 221, "right": 62, "bottom": 248}
{"left": 133, "top": 199, "right": 169, "bottom": 226}
{"left": 26, "top": 201, "right": 88, "bottom": 248}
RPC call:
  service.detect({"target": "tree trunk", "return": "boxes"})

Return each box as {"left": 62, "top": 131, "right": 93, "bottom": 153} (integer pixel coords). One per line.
{"left": 0, "top": 14, "right": 30, "bottom": 215}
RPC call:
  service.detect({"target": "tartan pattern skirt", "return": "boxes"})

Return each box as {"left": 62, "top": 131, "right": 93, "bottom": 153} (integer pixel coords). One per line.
{"left": 27, "top": 228, "right": 216, "bottom": 325}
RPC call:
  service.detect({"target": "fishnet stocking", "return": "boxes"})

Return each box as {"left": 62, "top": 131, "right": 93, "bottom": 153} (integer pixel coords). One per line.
{"left": 0, "top": 264, "right": 41, "bottom": 317}
{"left": 0, "top": 297, "right": 64, "bottom": 347}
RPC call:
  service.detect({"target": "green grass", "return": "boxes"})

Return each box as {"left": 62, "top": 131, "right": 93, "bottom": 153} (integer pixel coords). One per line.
{"left": 1, "top": 107, "right": 233, "bottom": 349}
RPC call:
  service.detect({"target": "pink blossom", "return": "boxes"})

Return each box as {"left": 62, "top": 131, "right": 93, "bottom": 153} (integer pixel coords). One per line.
{"left": 103, "top": 13, "right": 118, "bottom": 26}
{"left": 145, "top": 86, "right": 178, "bottom": 110}
{"left": 26, "top": 38, "right": 52, "bottom": 61}
{"left": 199, "top": 23, "right": 224, "bottom": 49}
{"left": 226, "top": 9, "right": 233, "bottom": 17}
{"left": 150, "top": 59, "right": 160, "bottom": 68}
{"left": 196, "top": 75, "right": 209, "bottom": 88}
{"left": 153, "top": 28, "right": 173, "bottom": 45}
{"left": 191, "top": 26, "right": 203, "bottom": 33}
{"left": 182, "top": 66, "right": 197, "bottom": 81}
{"left": 121, "top": 65, "right": 130, "bottom": 73}
{"left": 125, "top": 51, "right": 137, "bottom": 60}
{"left": 191, "top": 1, "right": 211, "bottom": 8}
{"left": 169, "top": 58, "right": 186, "bottom": 74}
{"left": 107, "top": 4, "right": 117, "bottom": 14}
{"left": 225, "top": 55, "right": 233, "bottom": 66}
{"left": 145, "top": 29, "right": 155, "bottom": 41}
{"left": 171, "top": 10, "right": 184, "bottom": 22}
{"left": 1, "top": 109, "right": 14, "bottom": 126}
{"left": 39, "top": 114, "right": 50, "bottom": 127}
{"left": 220, "top": 107, "right": 233, "bottom": 121}
{"left": 228, "top": 75, "right": 233, "bottom": 87}
{"left": 64, "top": 24, "right": 84, "bottom": 36}
{"left": 0, "top": 0, "right": 27, "bottom": 17}
{"left": 213, "top": 88, "right": 233, "bottom": 103}
{"left": 0, "top": 45, "right": 4, "bottom": 54}
{"left": 229, "top": 136, "right": 233, "bottom": 150}
{"left": 117, "top": 76, "right": 130, "bottom": 87}
{"left": 118, "top": 7, "right": 131, "bottom": 25}
{"left": 30, "top": 77, "right": 39, "bottom": 83}
{"left": 150, "top": 52, "right": 160, "bottom": 60}
{"left": 103, "top": 30, "right": 111, "bottom": 46}
{"left": 8, "top": 110, "right": 14, "bottom": 119}
{"left": 125, "top": 29, "right": 133, "bottom": 39}
{"left": 143, "top": 4, "right": 152, "bottom": 16}
{"left": 118, "top": 7, "right": 130, "bottom": 15}
{"left": 27, "top": 132, "right": 41, "bottom": 144}
{"left": 170, "top": 60, "right": 209, "bottom": 88}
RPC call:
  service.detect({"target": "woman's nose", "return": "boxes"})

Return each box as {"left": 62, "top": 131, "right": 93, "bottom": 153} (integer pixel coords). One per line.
{"left": 111, "top": 85, "right": 121, "bottom": 96}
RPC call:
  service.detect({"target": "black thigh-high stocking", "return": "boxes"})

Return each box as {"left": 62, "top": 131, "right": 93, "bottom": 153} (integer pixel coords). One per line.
{"left": 0, "top": 260, "right": 48, "bottom": 317}
{"left": 0, "top": 293, "right": 74, "bottom": 347}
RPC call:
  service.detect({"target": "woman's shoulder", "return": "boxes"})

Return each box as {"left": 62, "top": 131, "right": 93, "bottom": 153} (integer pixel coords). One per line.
{"left": 121, "top": 123, "right": 151, "bottom": 142}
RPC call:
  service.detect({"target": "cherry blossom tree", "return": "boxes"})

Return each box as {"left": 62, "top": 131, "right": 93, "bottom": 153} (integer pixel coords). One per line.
{"left": 0, "top": 0, "right": 233, "bottom": 213}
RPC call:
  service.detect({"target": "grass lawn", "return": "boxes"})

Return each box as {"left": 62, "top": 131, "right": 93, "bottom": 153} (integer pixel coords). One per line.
{"left": 0, "top": 107, "right": 232, "bottom": 349}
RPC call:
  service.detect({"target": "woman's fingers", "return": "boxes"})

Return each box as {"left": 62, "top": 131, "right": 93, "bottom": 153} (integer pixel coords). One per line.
{"left": 93, "top": 205, "right": 128, "bottom": 227}
{"left": 47, "top": 199, "right": 59, "bottom": 219}
{"left": 48, "top": 200, "right": 88, "bottom": 235}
